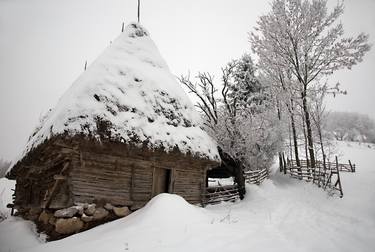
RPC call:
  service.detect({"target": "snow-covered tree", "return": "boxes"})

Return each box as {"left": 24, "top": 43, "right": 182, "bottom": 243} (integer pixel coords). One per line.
{"left": 326, "top": 112, "right": 375, "bottom": 143}
{"left": 180, "top": 54, "right": 284, "bottom": 171}
{"left": 251, "top": 0, "right": 371, "bottom": 167}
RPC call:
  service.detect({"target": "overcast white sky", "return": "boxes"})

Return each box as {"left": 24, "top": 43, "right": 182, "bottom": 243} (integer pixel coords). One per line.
{"left": 0, "top": 0, "right": 374, "bottom": 161}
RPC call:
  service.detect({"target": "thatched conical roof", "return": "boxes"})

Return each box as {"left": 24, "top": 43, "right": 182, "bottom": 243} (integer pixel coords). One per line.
{"left": 16, "top": 23, "right": 219, "bottom": 163}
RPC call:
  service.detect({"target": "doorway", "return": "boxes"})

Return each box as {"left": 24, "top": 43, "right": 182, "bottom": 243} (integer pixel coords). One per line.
{"left": 152, "top": 168, "right": 171, "bottom": 197}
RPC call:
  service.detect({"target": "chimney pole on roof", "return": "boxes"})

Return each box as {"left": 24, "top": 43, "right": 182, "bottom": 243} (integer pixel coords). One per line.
{"left": 137, "top": 0, "right": 140, "bottom": 23}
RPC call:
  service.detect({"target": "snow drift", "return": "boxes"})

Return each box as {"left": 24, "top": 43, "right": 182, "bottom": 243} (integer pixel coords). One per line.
{"left": 11, "top": 23, "right": 219, "bottom": 169}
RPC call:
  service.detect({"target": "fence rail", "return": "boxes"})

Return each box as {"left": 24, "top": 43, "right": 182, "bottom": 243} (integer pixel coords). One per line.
{"left": 279, "top": 153, "right": 356, "bottom": 198}
{"left": 289, "top": 159, "right": 355, "bottom": 173}
{"left": 244, "top": 168, "right": 269, "bottom": 185}
{"left": 202, "top": 184, "right": 240, "bottom": 205}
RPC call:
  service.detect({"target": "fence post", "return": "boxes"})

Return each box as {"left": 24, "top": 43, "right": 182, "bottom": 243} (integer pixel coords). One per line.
{"left": 321, "top": 154, "right": 326, "bottom": 187}
{"left": 282, "top": 153, "right": 287, "bottom": 175}
{"left": 348, "top": 160, "right": 355, "bottom": 172}
{"left": 279, "top": 152, "right": 283, "bottom": 173}
{"left": 335, "top": 156, "right": 343, "bottom": 198}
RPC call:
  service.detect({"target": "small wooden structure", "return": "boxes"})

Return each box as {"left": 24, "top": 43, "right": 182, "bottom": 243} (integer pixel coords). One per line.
{"left": 5, "top": 23, "right": 221, "bottom": 238}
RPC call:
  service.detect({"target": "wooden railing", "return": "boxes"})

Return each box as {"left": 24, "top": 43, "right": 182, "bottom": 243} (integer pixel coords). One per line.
{"left": 279, "top": 153, "right": 356, "bottom": 198}
{"left": 202, "top": 168, "right": 269, "bottom": 206}
{"left": 289, "top": 159, "right": 355, "bottom": 173}
{"left": 244, "top": 169, "right": 269, "bottom": 185}
{"left": 202, "top": 184, "right": 240, "bottom": 205}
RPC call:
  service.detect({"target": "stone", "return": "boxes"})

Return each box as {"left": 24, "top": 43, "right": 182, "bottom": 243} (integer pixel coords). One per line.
{"left": 27, "top": 213, "right": 39, "bottom": 221}
{"left": 55, "top": 217, "right": 84, "bottom": 234}
{"left": 54, "top": 207, "right": 78, "bottom": 218}
{"left": 81, "top": 214, "right": 93, "bottom": 223}
{"left": 104, "top": 203, "right": 114, "bottom": 211}
{"left": 113, "top": 206, "right": 131, "bottom": 218}
{"left": 28, "top": 207, "right": 42, "bottom": 221}
{"left": 29, "top": 207, "right": 42, "bottom": 216}
{"left": 49, "top": 216, "right": 56, "bottom": 226}
{"left": 92, "top": 207, "right": 109, "bottom": 221}
{"left": 73, "top": 205, "right": 84, "bottom": 216}
{"left": 84, "top": 204, "right": 96, "bottom": 216}
{"left": 75, "top": 202, "right": 89, "bottom": 209}
{"left": 38, "top": 211, "right": 52, "bottom": 225}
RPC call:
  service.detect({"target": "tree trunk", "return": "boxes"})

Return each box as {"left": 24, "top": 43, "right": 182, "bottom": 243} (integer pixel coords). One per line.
{"left": 288, "top": 120, "right": 293, "bottom": 161}
{"left": 302, "top": 114, "right": 309, "bottom": 167}
{"left": 290, "top": 112, "right": 300, "bottom": 168}
{"left": 302, "top": 87, "right": 315, "bottom": 168}
{"left": 277, "top": 99, "right": 282, "bottom": 120}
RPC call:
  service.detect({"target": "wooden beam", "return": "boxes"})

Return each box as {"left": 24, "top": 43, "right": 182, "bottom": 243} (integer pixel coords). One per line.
{"left": 53, "top": 174, "right": 67, "bottom": 180}
{"left": 42, "top": 162, "right": 70, "bottom": 209}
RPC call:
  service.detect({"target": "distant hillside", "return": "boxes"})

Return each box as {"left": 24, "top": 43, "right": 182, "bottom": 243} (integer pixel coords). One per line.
{"left": 326, "top": 112, "right": 375, "bottom": 143}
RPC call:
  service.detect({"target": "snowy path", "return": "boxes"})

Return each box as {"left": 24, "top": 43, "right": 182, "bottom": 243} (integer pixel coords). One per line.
{"left": 1, "top": 141, "right": 375, "bottom": 252}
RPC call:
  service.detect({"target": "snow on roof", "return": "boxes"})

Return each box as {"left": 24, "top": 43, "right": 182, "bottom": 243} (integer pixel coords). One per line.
{"left": 17, "top": 23, "right": 220, "bottom": 162}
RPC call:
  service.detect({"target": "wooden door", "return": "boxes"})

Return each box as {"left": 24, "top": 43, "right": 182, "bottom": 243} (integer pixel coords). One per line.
{"left": 152, "top": 168, "right": 171, "bottom": 197}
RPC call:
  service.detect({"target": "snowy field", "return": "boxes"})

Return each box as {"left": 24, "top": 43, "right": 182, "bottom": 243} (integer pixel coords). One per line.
{"left": 1, "top": 141, "right": 375, "bottom": 252}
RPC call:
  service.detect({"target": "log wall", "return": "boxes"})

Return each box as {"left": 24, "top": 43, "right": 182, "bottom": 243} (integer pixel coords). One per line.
{"left": 11, "top": 135, "right": 218, "bottom": 213}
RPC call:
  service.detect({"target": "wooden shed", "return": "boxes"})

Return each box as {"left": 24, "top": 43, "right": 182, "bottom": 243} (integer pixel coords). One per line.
{"left": 6, "top": 23, "right": 220, "bottom": 237}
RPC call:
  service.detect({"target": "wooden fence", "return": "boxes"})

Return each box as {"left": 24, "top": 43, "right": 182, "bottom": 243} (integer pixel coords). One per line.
{"left": 244, "top": 168, "right": 269, "bottom": 185}
{"left": 202, "top": 184, "right": 240, "bottom": 205}
{"left": 289, "top": 159, "right": 355, "bottom": 173}
{"left": 279, "top": 153, "right": 356, "bottom": 198}
{"left": 202, "top": 168, "right": 269, "bottom": 205}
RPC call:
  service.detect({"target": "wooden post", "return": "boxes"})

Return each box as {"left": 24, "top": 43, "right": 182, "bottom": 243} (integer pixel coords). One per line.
{"left": 282, "top": 153, "right": 287, "bottom": 175}
{"left": 84, "top": 60, "right": 87, "bottom": 71}
{"left": 279, "top": 152, "right": 283, "bottom": 172}
{"left": 137, "top": 0, "right": 140, "bottom": 23}
{"left": 321, "top": 154, "right": 327, "bottom": 186}
{"left": 348, "top": 160, "right": 354, "bottom": 172}
{"left": 42, "top": 161, "right": 70, "bottom": 209}
{"left": 121, "top": 22, "right": 124, "bottom": 32}
{"left": 335, "top": 156, "right": 343, "bottom": 198}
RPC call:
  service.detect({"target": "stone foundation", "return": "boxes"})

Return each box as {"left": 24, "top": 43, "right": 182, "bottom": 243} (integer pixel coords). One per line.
{"left": 16, "top": 202, "right": 132, "bottom": 240}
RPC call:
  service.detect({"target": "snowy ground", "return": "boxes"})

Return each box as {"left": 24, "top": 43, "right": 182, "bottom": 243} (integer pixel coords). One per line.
{"left": 1, "top": 141, "right": 374, "bottom": 252}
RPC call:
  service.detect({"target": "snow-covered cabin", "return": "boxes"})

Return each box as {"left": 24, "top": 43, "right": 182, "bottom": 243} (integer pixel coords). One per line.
{"left": 7, "top": 23, "right": 220, "bottom": 226}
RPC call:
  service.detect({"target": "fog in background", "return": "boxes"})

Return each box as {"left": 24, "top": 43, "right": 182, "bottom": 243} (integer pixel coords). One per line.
{"left": 0, "top": 0, "right": 374, "bottom": 160}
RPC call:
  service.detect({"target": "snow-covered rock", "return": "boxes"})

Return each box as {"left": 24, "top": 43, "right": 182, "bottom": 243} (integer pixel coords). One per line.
{"left": 84, "top": 204, "right": 96, "bottom": 216}
{"left": 54, "top": 207, "right": 78, "bottom": 218}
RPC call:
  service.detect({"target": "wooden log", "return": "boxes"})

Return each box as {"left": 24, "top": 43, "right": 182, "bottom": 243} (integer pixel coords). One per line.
{"left": 53, "top": 174, "right": 67, "bottom": 180}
